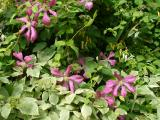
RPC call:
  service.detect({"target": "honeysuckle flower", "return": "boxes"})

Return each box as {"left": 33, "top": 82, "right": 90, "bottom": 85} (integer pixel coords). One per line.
{"left": 13, "top": 52, "right": 33, "bottom": 68}
{"left": 51, "top": 65, "right": 84, "bottom": 93}
{"left": 100, "top": 51, "right": 116, "bottom": 66}
{"left": 102, "top": 72, "right": 136, "bottom": 97}
{"left": 96, "top": 91, "right": 115, "bottom": 107}
{"left": 85, "top": 2, "right": 93, "bottom": 11}
{"left": 17, "top": 17, "right": 37, "bottom": 43}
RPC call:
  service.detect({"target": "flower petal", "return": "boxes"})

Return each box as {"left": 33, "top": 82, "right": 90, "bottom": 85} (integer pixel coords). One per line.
{"left": 105, "top": 96, "right": 115, "bottom": 106}
{"left": 108, "top": 59, "right": 116, "bottom": 66}
{"left": 124, "top": 75, "right": 136, "bottom": 83}
{"left": 17, "top": 17, "right": 28, "bottom": 23}
{"left": 69, "top": 81, "right": 74, "bottom": 93}
{"left": 107, "top": 51, "right": 115, "bottom": 59}
{"left": 42, "top": 12, "right": 51, "bottom": 26}
{"left": 24, "top": 29, "right": 31, "bottom": 42}
{"left": 113, "top": 85, "right": 120, "bottom": 96}
{"left": 13, "top": 52, "right": 23, "bottom": 61}
{"left": 121, "top": 86, "right": 127, "bottom": 97}
{"left": 16, "top": 61, "right": 25, "bottom": 67}
{"left": 50, "top": 68, "right": 63, "bottom": 77}
{"left": 19, "top": 25, "right": 27, "bottom": 34}
{"left": 69, "top": 75, "right": 83, "bottom": 83}
{"left": 124, "top": 83, "right": 135, "bottom": 93}
{"left": 49, "top": 10, "right": 57, "bottom": 16}
{"left": 102, "top": 80, "right": 116, "bottom": 94}
{"left": 64, "top": 65, "right": 72, "bottom": 76}
{"left": 30, "top": 26, "right": 37, "bottom": 43}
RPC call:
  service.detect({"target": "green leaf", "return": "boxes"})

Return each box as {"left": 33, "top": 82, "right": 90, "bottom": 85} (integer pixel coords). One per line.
{"left": 135, "top": 0, "right": 143, "bottom": 5}
{"left": 137, "top": 85, "right": 155, "bottom": 97}
{"left": 54, "top": 41, "right": 66, "bottom": 48}
{"left": 33, "top": 42, "right": 47, "bottom": 52}
{"left": 81, "top": 104, "right": 92, "bottom": 119}
{"left": 59, "top": 110, "right": 70, "bottom": 120}
{"left": 18, "top": 97, "right": 39, "bottom": 115}
{"left": 65, "top": 94, "right": 76, "bottom": 104}
{"left": 49, "top": 93, "right": 59, "bottom": 105}
{"left": 39, "top": 103, "right": 52, "bottom": 110}
{"left": 115, "top": 108, "right": 127, "bottom": 116}
{"left": 26, "top": 65, "right": 42, "bottom": 78}
{"left": 49, "top": 112, "right": 59, "bottom": 120}
{"left": 1, "top": 103, "right": 11, "bottom": 119}
{"left": 136, "top": 55, "right": 145, "bottom": 62}
{"left": 0, "top": 77, "right": 10, "bottom": 84}
{"left": 11, "top": 83, "right": 23, "bottom": 97}
{"left": 37, "top": 47, "right": 55, "bottom": 64}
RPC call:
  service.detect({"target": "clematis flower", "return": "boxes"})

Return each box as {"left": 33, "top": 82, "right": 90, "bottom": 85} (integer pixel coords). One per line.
{"left": 13, "top": 52, "right": 33, "bottom": 68}
{"left": 100, "top": 51, "right": 116, "bottom": 66}
{"left": 96, "top": 91, "right": 115, "bottom": 107}
{"left": 40, "top": 0, "right": 57, "bottom": 26}
{"left": 51, "top": 65, "right": 84, "bottom": 93}
{"left": 17, "top": 17, "right": 38, "bottom": 43}
{"left": 102, "top": 72, "right": 136, "bottom": 97}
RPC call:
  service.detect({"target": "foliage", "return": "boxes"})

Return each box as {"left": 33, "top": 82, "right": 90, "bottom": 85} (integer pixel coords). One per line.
{"left": 0, "top": 0, "right": 160, "bottom": 120}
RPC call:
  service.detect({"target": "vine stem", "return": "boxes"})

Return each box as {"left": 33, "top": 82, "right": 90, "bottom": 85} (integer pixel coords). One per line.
{"left": 71, "top": 25, "right": 86, "bottom": 40}
{"left": 131, "top": 86, "right": 137, "bottom": 112}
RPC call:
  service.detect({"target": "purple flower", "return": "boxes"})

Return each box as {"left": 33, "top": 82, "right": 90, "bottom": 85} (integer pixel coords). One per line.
{"left": 85, "top": 2, "right": 93, "bottom": 11}
{"left": 103, "top": 72, "right": 136, "bottom": 97}
{"left": 17, "top": 17, "right": 38, "bottom": 43}
{"left": 100, "top": 51, "right": 116, "bottom": 66}
{"left": 51, "top": 65, "right": 84, "bottom": 93}
{"left": 13, "top": 52, "right": 33, "bottom": 68}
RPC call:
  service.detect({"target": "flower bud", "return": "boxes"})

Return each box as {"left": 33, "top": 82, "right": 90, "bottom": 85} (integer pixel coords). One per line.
{"left": 26, "top": 7, "right": 32, "bottom": 16}
{"left": 49, "top": 0, "right": 56, "bottom": 6}
{"left": 85, "top": 2, "right": 93, "bottom": 11}
{"left": 24, "top": 56, "right": 32, "bottom": 63}
{"left": 13, "top": 52, "right": 23, "bottom": 61}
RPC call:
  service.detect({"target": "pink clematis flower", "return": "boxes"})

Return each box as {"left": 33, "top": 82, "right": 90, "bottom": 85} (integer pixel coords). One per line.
{"left": 13, "top": 52, "right": 33, "bottom": 68}
{"left": 41, "top": 0, "right": 57, "bottom": 26}
{"left": 102, "top": 72, "right": 136, "bottom": 97}
{"left": 17, "top": 17, "right": 38, "bottom": 43}
{"left": 96, "top": 91, "right": 115, "bottom": 107}
{"left": 100, "top": 51, "right": 116, "bottom": 66}
{"left": 51, "top": 65, "right": 84, "bottom": 93}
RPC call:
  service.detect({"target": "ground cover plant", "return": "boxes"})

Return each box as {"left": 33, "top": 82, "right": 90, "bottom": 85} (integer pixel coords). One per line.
{"left": 0, "top": 0, "right": 160, "bottom": 120}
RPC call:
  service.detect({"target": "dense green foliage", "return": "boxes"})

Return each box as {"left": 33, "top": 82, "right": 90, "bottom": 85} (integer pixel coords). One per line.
{"left": 0, "top": 0, "right": 160, "bottom": 120}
